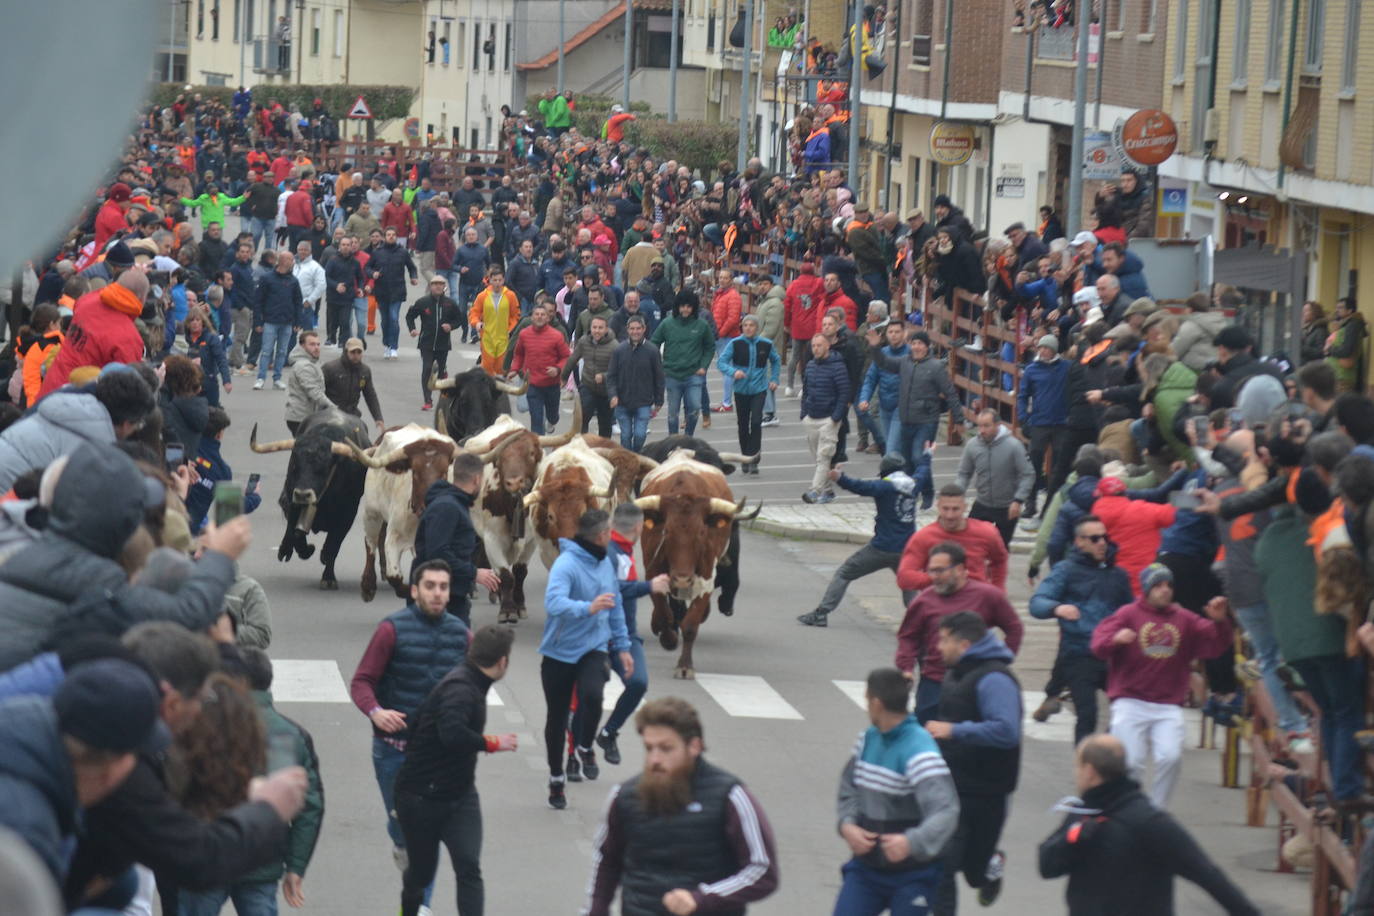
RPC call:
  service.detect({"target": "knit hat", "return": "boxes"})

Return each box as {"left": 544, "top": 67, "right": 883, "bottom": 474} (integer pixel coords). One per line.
{"left": 1037, "top": 334, "right": 1059, "bottom": 351}
{"left": 104, "top": 241, "right": 135, "bottom": 268}
{"left": 933, "top": 194, "right": 953, "bottom": 208}
{"left": 1140, "top": 562, "right": 1174, "bottom": 594}
{"left": 879, "top": 453, "right": 906, "bottom": 476}
{"left": 1094, "top": 476, "right": 1126, "bottom": 497}
{"left": 1213, "top": 325, "right": 1253, "bottom": 351}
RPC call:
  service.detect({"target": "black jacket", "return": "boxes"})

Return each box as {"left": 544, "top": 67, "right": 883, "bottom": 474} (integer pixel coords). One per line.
{"left": 1038, "top": 777, "right": 1258, "bottom": 916}
{"left": 405, "top": 295, "right": 463, "bottom": 352}
{"left": 244, "top": 181, "right": 280, "bottom": 220}
{"left": 159, "top": 387, "right": 210, "bottom": 457}
{"left": 935, "top": 240, "right": 987, "bottom": 298}
{"left": 1210, "top": 352, "right": 1283, "bottom": 410}
{"left": 368, "top": 241, "right": 418, "bottom": 302}
{"left": 324, "top": 252, "right": 365, "bottom": 306}
{"left": 414, "top": 208, "right": 441, "bottom": 252}
{"left": 197, "top": 235, "right": 229, "bottom": 278}
{"left": 606, "top": 338, "right": 665, "bottom": 409}
{"left": 322, "top": 356, "right": 383, "bottom": 422}
{"left": 412, "top": 481, "right": 478, "bottom": 614}
{"left": 252, "top": 269, "right": 303, "bottom": 327}
{"left": 394, "top": 659, "right": 493, "bottom": 800}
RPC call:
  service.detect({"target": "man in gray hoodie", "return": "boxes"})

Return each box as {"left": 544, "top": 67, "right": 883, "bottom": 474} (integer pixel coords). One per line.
{"left": 955, "top": 409, "right": 1035, "bottom": 546}
{"left": 284, "top": 331, "right": 333, "bottom": 434}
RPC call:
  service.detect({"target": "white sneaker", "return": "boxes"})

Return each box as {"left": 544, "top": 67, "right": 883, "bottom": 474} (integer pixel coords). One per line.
{"left": 252, "top": 378, "right": 264, "bottom": 390}
{"left": 393, "top": 846, "right": 408, "bottom": 872}
{"left": 784, "top": 386, "right": 794, "bottom": 397}
{"left": 272, "top": 379, "right": 286, "bottom": 390}
{"left": 419, "top": 907, "right": 434, "bottom": 916}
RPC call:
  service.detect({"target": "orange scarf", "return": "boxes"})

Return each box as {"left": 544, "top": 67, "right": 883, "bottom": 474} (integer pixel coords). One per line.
{"left": 100, "top": 283, "right": 144, "bottom": 317}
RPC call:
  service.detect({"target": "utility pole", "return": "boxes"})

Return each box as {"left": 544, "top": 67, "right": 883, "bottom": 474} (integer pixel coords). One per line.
{"left": 882, "top": 0, "right": 902, "bottom": 209}
{"left": 736, "top": 0, "right": 753, "bottom": 171}
{"left": 668, "top": 0, "right": 680, "bottom": 121}
{"left": 557, "top": 0, "right": 565, "bottom": 93}
{"left": 623, "top": 0, "right": 633, "bottom": 110}
{"left": 1067, "top": 5, "right": 1091, "bottom": 236}
{"left": 847, "top": 0, "right": 862, "bottom": 196}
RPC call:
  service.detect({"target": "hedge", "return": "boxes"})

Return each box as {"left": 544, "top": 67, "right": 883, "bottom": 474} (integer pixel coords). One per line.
{"left": 148, "top": 83, "right": 417, "bottom": 121}
{"left": 525, "top": 94, "right": 736, "bottom": 174}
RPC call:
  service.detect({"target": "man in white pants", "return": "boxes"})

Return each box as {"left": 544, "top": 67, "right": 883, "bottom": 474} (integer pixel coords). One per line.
{"left": 1089, "top": 563, "right": 1234, "bottom": 808}
{"left": 799, "top": 333, "right": 850, "bottom": 504}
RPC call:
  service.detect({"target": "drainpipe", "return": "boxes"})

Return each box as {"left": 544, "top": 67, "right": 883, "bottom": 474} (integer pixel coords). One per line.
{"left": 1023, "top": 32, "right": 1033, "bottom": 120}
{"left": 1277, "top": 0, "right": 1300, "bottom": 190}
{"left": 939, "top": 0, "right": 954, "bottom": 118}
{"left": 882, "top": 0, "right": 903, "bottom": 209}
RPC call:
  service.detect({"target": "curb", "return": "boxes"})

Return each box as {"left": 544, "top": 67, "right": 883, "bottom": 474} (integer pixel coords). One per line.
{"left": 743, "top": 517, "right": 1037, "bottom": 555}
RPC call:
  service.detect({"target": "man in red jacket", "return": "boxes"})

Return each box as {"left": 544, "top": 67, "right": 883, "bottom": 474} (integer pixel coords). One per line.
{"left": 898, "top": 483, "right": 1008, "bottom": 592}
{"left": 41, "top": 270, "right": 150, "bottom": 397}
{"left": 284, "top": 179, "right": 315, "bottom": 252}
{"left": 94, "top": 183, "right": 132, "bottom": 251}
{"left": 711, "top": 269, "right": 743, "bottom": 412}
{"left": 821, "top": 272, "right": 858, "bottom": 330}
{"left": 783, "top": 261, "right": 826, "bottom": 394}
{"left": 1091, "top": 563, "right": 1232, "bottom": 809}
{"left": 509, "top": 303, "right": 571, "bottom": 435}
{"left": 382, "top": 189, "right": 417, "bottom": 247}
{"left": 895, "top": 540, "right": 1023, "bottom": 722}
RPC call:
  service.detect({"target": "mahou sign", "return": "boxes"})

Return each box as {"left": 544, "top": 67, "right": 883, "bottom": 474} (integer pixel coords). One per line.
{"left": 1119, "top": 109, "right": 1178, "bottom": 167}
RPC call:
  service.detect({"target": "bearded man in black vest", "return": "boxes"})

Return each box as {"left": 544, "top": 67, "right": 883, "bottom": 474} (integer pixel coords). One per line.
{"left": 924, "top": 611, "right": 1023, "bottom": 914}
{"left": 583, "top": 697, "right": 780, "bottom": 915}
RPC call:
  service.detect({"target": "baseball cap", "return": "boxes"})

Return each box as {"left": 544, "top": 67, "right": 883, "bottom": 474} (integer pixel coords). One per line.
{"left": 1071, "top": 230, "right": 1098, "bottom": 247}
{"left": 55, "top": 658, "right": 169, "bottom": 754}
{"left": 344, "top": 337, "right": 365, "bottom": 353}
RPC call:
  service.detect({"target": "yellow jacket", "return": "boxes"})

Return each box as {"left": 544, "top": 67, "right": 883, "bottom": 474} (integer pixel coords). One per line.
{"left": 469, "top": 286, "right": 521, "bottom": 357}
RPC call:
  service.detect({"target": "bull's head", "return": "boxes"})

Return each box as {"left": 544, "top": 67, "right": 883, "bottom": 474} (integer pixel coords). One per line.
{"left": 345, "top": 436, "right": 460, "bottom": 515}
{"left": 523, "top": 468, "right": 613, "bottom": 543}
{"left": 635, "top": 492, "right": 742, "bottom": 599}
{"left": 253, "top": 423, "right": 362, "bottom": 529}
{"left": 468, "top": 429, "right": 541, "bottom": 494}
{"left": 430, "top": 371, "right": 527, "bottom": 441}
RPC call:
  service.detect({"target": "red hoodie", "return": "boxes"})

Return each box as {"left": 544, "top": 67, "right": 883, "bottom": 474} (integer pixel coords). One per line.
{"left": 94, "top": 200, "right": 127, "bottom": 251}
{"left": 41, "top": 284, "right": 146, "bottom": 396}
{"left": 783, "top": 266, "right": 826, "bottom": 341}
{"left": 1091, "top": 494, "right": 1176, "bottom": 595}
{"left": 1091, "top": 596, "right": 1233, "bottom": 705}
{"left": 285, "top": 186, "right": 314, "bottom": 229}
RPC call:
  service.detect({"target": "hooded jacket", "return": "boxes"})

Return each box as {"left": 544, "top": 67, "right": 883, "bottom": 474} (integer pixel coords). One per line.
{"left": 1149, "top": 361, "right": 1199, "bottom": 460}
{"left": 0, "top": 444, "right": 234, "bottom": 672}
{"left": 936, "top": 633, "right": 1022, "bottom": 795}
{"left": 837, "top": 471, "right": 916, "bottom": 552}
{"left": 1084, "top": 249, "right": 1152, "bottom": 301}
{"left": 0, "top": 697, "right": 78, "bottom": 884}
{"left": 1171, "top": 310, "right": 1228, "bottom": 372}
{"left": 1091, "top": 595, "right": 1233, "bottom": 705}
{"left": 540, "top": 538, "right": 631, "bottom": 663}
{"left": 0, "top": 390, "right": 115, "bottom": 493}
{"left": 751, "top": 285, "right": 785, "bottom": 344}
{"left": 1045, "top": 475, "right": 1100, "bottom": 565}
{"left": 1089, "top": 493, "right": 1175, "bottom": 594}
{"left": 784, "top": 266, "right": 826, "bottom": 341}
{"left": 869, "top": 347, "right": 963, "bottom": 426}
{"left": 650, "top": 300, "right": 716, "bottom": 379}
{"left": 1030, "top": 546, "right": 1134, "bottom": 656}
{"left": 284, "top": 344, "right": 332, "bottom": 423}
{"left": 955, "top": 424, "right": 1035, "bottom": 509}
{"left": 1018, "top": 356, "right": 1071, "bottom": 426}
{"left": 158, "top": 386, "right": 209, "bottom": 457}
{"left": 42, "top": 285, "right": 146, "bottom": 395}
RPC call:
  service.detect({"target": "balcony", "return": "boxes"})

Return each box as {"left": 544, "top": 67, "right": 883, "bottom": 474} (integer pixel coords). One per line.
{"left": 252, "top": 37, "right": 292, "bottom": 75}
{"left": 1036, "top": 25, "right": 1075, "bottom": 61}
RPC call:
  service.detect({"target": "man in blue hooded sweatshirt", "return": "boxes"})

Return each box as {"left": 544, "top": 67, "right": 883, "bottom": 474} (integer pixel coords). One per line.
{"left": 925, "top": 611, "right": 1022, "bottom": 913}
{"left": 539, "top": 509, "right": 633, "bottom": 811}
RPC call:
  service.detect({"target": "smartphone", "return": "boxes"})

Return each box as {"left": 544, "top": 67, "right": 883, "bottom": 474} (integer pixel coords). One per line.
{"left": 1191, "top": 415, "right": 1210, "bottom": 442}
{"left": 212, "top": 480, "right": 244, "bottom": 527}
{"left": 1228, "top": 408, "right": 1245, "bottom": 430}
{"left": 164, "top": 444, "right": 185, "bottom": 474}
{"left": 245, "top": 472, "right": 261, "bottom": 494}
{"left": 1169, "top": 490, "right": 1201, "bottom": 510}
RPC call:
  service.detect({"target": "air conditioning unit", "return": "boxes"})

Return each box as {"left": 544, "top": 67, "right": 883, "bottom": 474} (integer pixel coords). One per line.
{"left": 1203, "top": 108, "right": 1219, "bottom": 145}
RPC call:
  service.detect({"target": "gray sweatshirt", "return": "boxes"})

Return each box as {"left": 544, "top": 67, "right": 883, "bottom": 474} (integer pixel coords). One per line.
{"left": 955, "top": 424, "right": 1034, "bottom": 509}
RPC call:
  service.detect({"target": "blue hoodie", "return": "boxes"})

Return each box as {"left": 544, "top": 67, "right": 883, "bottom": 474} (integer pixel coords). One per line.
{"left": 539, "top": 538, "right": 631, "bottom": 663}
{"left": 1046, "top": 475, "right": 1100, "bottom": 565}
{"left": 947, "top": 634, "right": 1021, "bottom": 749}
{"left": 1030, "top": 547, "right": 1134, "bottom": 657}
{"left": 837, "top": 471, "right": 917, "bottom": 553}
{"left": 858, "top": 343, "right": 907, "bottom": 412}
{"left": 1017, "top": 356, "right": 1070, "bottom": 426}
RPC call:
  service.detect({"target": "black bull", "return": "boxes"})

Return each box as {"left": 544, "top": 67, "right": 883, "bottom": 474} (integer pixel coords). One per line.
{"left": 251, "top": 408, "right": 372, "bottom": 590}
{"left": 431, "top": 367, "right": 525, "bottom": 443}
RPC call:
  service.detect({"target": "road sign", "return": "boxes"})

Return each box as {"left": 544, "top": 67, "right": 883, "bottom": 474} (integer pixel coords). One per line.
{"left": 347, "top": 95, "right": 372, "bottom": 120}
{"left": 1082, "top": 131, "right": 1121, "bottom": 180}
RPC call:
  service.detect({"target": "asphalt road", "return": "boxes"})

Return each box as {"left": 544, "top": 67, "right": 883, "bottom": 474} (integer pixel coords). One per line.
{"left": 216, "top": 324, "right": 1307, "bottom": 915}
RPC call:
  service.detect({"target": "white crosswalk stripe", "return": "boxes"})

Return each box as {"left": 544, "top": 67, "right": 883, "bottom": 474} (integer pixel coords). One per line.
{"left": 694, "top": 673, "right": 804, "bottom": 720}
{"left": 271, "top": 660, "right": 351, "bottom": 703}
{"left": 832, "top": 679, "right": 869, "bottom": 710}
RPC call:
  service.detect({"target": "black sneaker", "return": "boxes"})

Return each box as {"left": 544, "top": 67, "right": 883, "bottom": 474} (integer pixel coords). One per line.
{"left": 548, "top": 779, "right": 567, "bottom": 810}
{"left": 579, "top": 750, "right": 600, "bottom": 781}
{"left": 978, "top": 851, "right": 1006, "bottom": 905}
{"left": 797, "top": 610, "right": 829, "bottom": 627}
{"left": 565, "top": 754, "right": 583, "bottom": 783}
{"left": 596, "top": 730, "right": 622, "bottom": 765}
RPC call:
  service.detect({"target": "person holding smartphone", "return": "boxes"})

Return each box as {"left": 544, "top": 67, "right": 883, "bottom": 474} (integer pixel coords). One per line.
{"left": 185, "top": 407, "right": 262, "bottom": 534}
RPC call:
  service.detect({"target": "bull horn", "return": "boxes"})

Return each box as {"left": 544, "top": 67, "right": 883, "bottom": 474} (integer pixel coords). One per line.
{"left": 537, "top": 397, "right": 581, "bottom": 447}
{"left": 739, "top": 500, "right": 763, "bottom": 522}
{"left": 429, "top": 373, "right": 458, "bottom": 392}
{"left": 522, "top": 489, "right": 542, "bottom": 508}
{"left": 493, "top": 375, "right": 528, "bottom": 396}
{"left": 633, "top": 495, "right": 661, "bottom": 512}
{"left": 435, "top": 408, "right": 448, "bottom": 437}
{"left": 480, "top": 431, "right": 521, "bottom": 465}
{"left": 716, "top": 451, "right": 760, "bottom": 465}
{"left": 249, "top": 424, "right": 295, "bottom": 454}
{"left": 635, "top": 454, "right": 659, "bottom": 473}
{"left": 589, "top": 487, "right": 612, "bottom": 499}
{"left": 334, "top": 440, "right": 407, "bottom": 468}
{"left": 708, "top": 497, "right": 738, "bottom": 517}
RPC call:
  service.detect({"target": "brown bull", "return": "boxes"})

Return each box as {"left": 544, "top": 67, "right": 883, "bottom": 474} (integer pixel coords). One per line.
{"left": 525, "top": 436, "right": 616, "bottom": 570}
{"left": 633, "top": 451, "right": 743, "bottom": 678}
{"left": 582, "top": 435, "right": 659, "bottom": 503}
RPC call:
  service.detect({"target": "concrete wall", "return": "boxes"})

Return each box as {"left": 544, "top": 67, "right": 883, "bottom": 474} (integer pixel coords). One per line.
{"left": 349, "top": 0, "right": 424, "bottom": 86}
{"left": 988, "top": 118, "right": 1051, "bottom": 235}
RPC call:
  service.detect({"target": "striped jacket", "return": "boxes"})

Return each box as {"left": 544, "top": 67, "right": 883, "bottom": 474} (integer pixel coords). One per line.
{"left": 837, "top": 714, "right": 959, "bottom": 870}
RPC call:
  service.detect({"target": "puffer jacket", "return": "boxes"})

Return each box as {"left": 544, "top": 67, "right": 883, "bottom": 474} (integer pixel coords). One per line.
{"left": 859, "top": 343, "right": 908, "bottom": 412}
{"left": 563, "top": 331, "right": 618, "bottom": 396}
{"left": 0, "top": 443, "right": 234, "bottom": 673}
{"left": 0, "top": 389, "right": 114, "bottom": 493}
{"left": 1030, "top": 546, "right": 1134, "bottom": 656}
{"left": 0, "top": 697, "right": 79, "bottom": 884}
{"left": 1150, "top": 360, "right": 1199, "bottom": 460}
{"left": 285, "top": 344, "right": 332, "bottom": 423}
{"left": 801, "top": 351, "right": 850, "bottom": 422}
{"left": 1046, "top": 475, "right": 1100, "bottom": 565}
{"left": 753, "top": 285, "right": 785, "bottom": 343}
{"left": 1172, "top": 310, "right": 1229, "bottom": 372}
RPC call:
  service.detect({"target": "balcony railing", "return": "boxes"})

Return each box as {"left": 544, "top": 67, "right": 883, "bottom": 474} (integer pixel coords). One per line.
{"left": 1036, "top": 25, "right": 1076, "bottom": 61}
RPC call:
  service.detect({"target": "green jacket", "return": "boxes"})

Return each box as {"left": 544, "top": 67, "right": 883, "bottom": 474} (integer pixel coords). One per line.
{"left": 752, "top": 286, "right": 785, "bottom": 343}
{"left": 538, "top": 95, "right": 572, "bottom": 129}
{"left": 180, "top": 192, "right": 247, "bottom": 229}
{"left": 650, "top": 313, "right": 715, "bottom": 379}
{"left": 241, "top": 690, "right": 324, "bottom": 883}
{"left": 1151, "top": 361, "right": 1198, "bottom": 461}
{"left": 1257, "top": 506, "right": 1345, "bottom": 662}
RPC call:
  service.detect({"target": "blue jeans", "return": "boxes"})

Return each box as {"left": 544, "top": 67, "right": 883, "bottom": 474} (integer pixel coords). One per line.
{"left": 603, "top": 636, "right": 649, "bottom": 734}
{"left": 352, "top": 297, "right": 368, "bottom": 342}
{"left": 527, "top": 384, "right": 561, "bottom": 435}
{"left": 715, "top": 339, "right": 734, "bottom": 406}
{"left": 257, "top": 323, "right": 293, "bottom": 381}
{"left": 248, "top": 216, "right": 275, "bottom": 251}
{"left": 179, "top": 880, "right": 278, "bottom": 916}
{"left": 1289, "top": 656, "right": 1367, "bottom": 800}
{"left": 834, "top": 858, "right": 941, "bottom": 916}
{"left": 1233, "top": 603, "right": 1307, "bottom": 734}
{"left": 616, "top": 405, "right": 652, "bottom": 451}
{"left": 861, "top": 271, "right": 891, "bottom": 306}
{"left": 915, "top": 677, "right": 942, "bottom": 724}
{"left": 300, "top": 302, "right": 317, "bottom": 331}
{"left": 381, "top": 301, "right": 403, "bottom": 350}
{"left": 665, "top": 375, "right": 704, "bottom": 435}
{"left": 372, "top": 738, "right": 408, "bottom": 847}
{"left": 896, "top": 421, "right": 938, "bottom": 499}
{"left": 858, "top": 402, "right": 887, "bottom": 450}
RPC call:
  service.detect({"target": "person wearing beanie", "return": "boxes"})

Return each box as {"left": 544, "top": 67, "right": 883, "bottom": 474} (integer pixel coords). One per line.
{"left": 798, "top": 454, "right": 919, "bottom": 627}
{"left": 1017, "top": 333, "right": 1072, "bottom": 521}
{"left": 1209, "top": 324, "right": 1283, "bottom": 409}
{"left": 1090, "top": 562, "right": 1233, "bottom": 808}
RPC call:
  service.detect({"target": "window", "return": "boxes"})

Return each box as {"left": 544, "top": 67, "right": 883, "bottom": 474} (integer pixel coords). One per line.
{"left": 1231, "top": 0, "right": 1250, "bottom": 82}
{"left": 708, "top": 3, "right": 716, "bottom": 50}
{"left": 912, "top": 0, "right": 933, "bottom": 64}
{"left": 311, "top": 8, "right": 320, "bottom": 55}
{"left": 333, "top": 9, "right": 343, "bottom": 55}
{"left": 443, "top": 22, "right": 451, "bottom": 66}
{"left": 487, "top": 23, "right": 497, "bottom": 72}
{"left": 212, "top": 0, "right": 220, "bottom": 38}
{"left": 1342, "top": 0, "right": 1361, "bottom": 90}
{"left": 457, "top": 22, "right": 466, "bottom": 67}
{"left": 1140, "top": 0, "right": 1158, "bottom": 32}
{"left": 504, "top": 22, "right": 513, "bottom": 71}
{"left": 1194, "top": 0, "right": 1215, "bottom": 147}
{"left": 197, "top": 0, "right": 205, "bottom": 37}
{"left": 473, "top": 20, "right": 482, "bottom": 69}
{"left": 1104, "top": 0, "right": 1122, "bottom": 31}
{"left": 1265, "top": 0, "right": 1286, "bottom": 82}
{"left": 1173, "top": 0, "right": 1188, "bottom": 81}
{"left": 233, "top": 0, "right": 240, "bottom": 40}
{"left": 427, "top": 18, "right": 436, "bottom": 62}
{"left": 1304, "top": 0, "right": 1325, "bottom": 72}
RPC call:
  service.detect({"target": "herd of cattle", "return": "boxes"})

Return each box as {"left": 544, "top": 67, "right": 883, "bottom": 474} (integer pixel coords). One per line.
{"left": 247, "top": 368, "right": 760, "bottom": 678}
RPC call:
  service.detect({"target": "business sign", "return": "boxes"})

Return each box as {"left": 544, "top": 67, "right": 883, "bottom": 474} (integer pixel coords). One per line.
{"left": 995, "top": 176, "right": 1026, "bottom": 198}
{"left": 1119, "top": 108, "right": 1178, "bottom": 166}
{"left": 1159, "top": 186, "right": 1188, "bottom": 215}
{"left": 1082, "top": 131, "right": 1121, "bottom": 180}
{"left": 929, "top": 121, "right": 976, "bottom": 166}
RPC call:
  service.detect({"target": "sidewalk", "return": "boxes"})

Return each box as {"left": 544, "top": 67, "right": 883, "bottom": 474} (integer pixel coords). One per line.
{"left": 743, "top": 501, "right": 1042, "bottom": 555}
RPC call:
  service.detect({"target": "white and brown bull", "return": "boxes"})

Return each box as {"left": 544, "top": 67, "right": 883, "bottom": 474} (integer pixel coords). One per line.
{"left": 633, "top": 451, "right": 748, "bottom": 679}
{"left": 466, "top": 402, "right": 581, "bottom": 623}
{"left": 524, "top": 435, "right": 617, "bottom": 571}
{"left": 581, "top": 435, "right": 659, "bottom": 504}
{"left": 348, "top": 425, "right": 462, "bottom": 602}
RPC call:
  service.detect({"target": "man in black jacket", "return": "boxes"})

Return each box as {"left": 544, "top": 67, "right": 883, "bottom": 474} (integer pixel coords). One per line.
{"left": 606, "top": 315, "right": 665, "bottom": 451}
{"left": 411, "top": 453, "right": 500, "bottom": 624}
{"left": 407, "top": 277, "right": 463, "bottom": 410}
{"left": 324, "top": 235, "right": 365, "bottom": 347}
{"left": 414, "top": 200, "right": 441, "bottom": 284}
{"left": 1209, "top": 325, "right": 1283, "bottom": 410}
{"left": 368, "top": 226, "right": 419, "bottom": 359}
{"left": 252, "top": 251, "right": 303, "bottom": 389}
{"left": 394, "top": 625, "right": 517, "bottom": 916}
{"left": 243, "top": 172, "right": 282, "bottom": 252}
{"left": 1038, "top": 734, "right": 1258, "bottom": 916}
